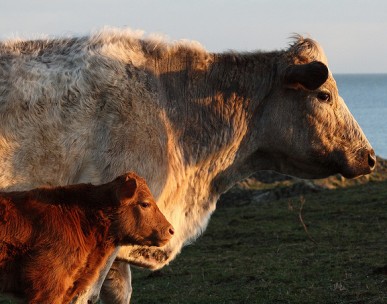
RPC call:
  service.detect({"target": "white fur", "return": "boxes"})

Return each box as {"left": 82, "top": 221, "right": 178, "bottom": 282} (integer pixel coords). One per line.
{"left": 0, "top": 28, "right": 373, "bottom": 303}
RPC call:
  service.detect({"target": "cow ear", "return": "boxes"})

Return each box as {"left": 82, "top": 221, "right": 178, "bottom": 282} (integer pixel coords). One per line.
{"left": 119, "top": 176, "right": 138, "bottom": 200}
{"left": 284, "top": 61, "right": 328, "bottom": 90}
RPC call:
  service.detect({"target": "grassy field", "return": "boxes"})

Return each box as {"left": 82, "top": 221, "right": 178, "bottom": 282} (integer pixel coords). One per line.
{"left": 0, "top": 180, "right": 386, "bottom": 304}
{"left": 131, "top": 180, "right": 387, "bottom": 304}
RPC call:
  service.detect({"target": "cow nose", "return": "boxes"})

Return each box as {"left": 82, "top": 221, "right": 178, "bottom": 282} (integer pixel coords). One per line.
{"left": 168, "top": 227, "right": 175, "bottom": 236}
{"left": 368, "top": 149, "right": 376, "bottom": 170}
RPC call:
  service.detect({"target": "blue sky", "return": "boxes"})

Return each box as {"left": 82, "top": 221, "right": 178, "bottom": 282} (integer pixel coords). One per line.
{"left": 1, "top": 0, "right": 386, "bottom": 73}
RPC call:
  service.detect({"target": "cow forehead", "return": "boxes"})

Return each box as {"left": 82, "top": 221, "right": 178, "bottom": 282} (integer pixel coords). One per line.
{"left": 287, "top": 35, "right": 329, "bottom": 66}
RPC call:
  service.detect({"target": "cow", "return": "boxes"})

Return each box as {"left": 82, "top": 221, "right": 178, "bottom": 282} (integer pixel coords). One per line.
{"left": 0, "top": 172, "right": 174, "bottom": 304}
{"left": 0, "top": 28, "right": 375, "bottom": 303}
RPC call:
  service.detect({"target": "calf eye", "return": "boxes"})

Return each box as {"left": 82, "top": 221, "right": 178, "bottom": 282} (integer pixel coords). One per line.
{"left": 139, "top": 202, "right": 150, "bottom": 208}
{"left": 317, "top": 92, "right": 331, "bottom": 102}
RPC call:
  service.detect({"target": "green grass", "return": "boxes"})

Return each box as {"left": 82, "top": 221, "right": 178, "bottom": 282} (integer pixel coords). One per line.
{"left": 1, "top": 181, "right": 386, "bottom": 304}
{"left": 131, "top": 181, "right": 387, "bottom": 304}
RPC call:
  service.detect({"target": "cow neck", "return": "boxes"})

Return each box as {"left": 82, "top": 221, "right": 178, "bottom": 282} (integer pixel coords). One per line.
{"left": 120, "top": 48, "right": 281, "bottom": 268}
{"left": 154, "top": 49, "right": 279, "bottom": 192}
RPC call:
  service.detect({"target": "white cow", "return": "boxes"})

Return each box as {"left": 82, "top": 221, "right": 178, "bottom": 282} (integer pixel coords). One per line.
{"left": 0, "top": 29, "right": 375, "bottom": 303}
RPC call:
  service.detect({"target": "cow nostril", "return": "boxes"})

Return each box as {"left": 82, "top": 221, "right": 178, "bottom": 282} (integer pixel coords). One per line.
{"left": 169, "top": 227, "right": 175, "bottom": 235}
{"left": 368, "top": 150, "right": 376, "bottom": 169}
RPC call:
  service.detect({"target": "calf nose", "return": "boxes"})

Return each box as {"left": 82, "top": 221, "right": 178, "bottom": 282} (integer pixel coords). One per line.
{"left": 168, "top": 227, "right": 175, "bottom": 236}
{"left": 368, "top": 149, "right": 376, "bottom": 170}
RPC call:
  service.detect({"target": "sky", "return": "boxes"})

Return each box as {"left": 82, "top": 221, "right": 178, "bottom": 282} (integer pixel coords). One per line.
{"left": 1, "top": 0, "right": 386, "bottom": 73}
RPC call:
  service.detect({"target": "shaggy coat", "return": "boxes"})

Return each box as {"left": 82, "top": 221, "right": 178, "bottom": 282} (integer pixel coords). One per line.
{"left": 0, "top": 172, "right": 174, "bottom": 304}
{"left": 0, "top": 29, "right": 375, "bottom": 303}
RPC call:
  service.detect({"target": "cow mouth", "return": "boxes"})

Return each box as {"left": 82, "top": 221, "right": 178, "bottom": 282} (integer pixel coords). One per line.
{"left": 339, "top": 164, "right": 374, "bottom": 179}
{"left": 330, "top": 148, "right": 376, "bottom": 179}
{"left": 278, "top": 148, "right": 375, "bottom": 180}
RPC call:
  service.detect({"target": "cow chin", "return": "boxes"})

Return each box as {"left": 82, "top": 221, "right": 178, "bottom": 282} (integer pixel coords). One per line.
{"left": 272, "top": 155, "right": 339, "bottom": 179}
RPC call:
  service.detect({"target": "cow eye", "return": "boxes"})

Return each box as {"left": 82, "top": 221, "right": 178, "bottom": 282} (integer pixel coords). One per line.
{"left": 317, "top": 92, "right": 331, "bottom": 102}
{"left": 139, "top": 202, "right": 150, "bottom": 208}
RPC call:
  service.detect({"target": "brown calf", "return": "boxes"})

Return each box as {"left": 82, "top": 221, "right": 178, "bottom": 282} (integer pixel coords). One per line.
{"left": 0, "top": 172, "right": 174, "bottom": 304}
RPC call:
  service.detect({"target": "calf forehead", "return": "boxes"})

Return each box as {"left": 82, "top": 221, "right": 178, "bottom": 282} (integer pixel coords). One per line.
{"left": 136, "top": 186, "right": 154, "bottom": 201}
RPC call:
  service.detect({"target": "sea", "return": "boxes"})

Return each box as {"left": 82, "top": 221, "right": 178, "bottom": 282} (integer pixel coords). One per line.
{"left": 334, "top": 74, "right": 387, "bottom": 159}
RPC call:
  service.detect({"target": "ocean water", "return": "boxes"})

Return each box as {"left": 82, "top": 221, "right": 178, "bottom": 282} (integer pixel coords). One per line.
{"left": 335, "top": 74, "right": 387, "bottom": 159}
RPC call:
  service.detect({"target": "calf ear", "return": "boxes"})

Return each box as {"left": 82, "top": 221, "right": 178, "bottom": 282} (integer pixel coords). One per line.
{"left": 284, "top": 61, "right": 329, "bottom": 90}
{"left": 119, "top": 177, "right": 138, "bottom": 200}
{"left": 0, "top": 202, "right": 9, "bottom": 222}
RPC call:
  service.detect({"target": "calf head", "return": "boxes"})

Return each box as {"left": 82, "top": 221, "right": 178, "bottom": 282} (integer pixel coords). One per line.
{"left": 252, "top": 37, "right": 375, "bottom": 179}
{"left": 112, "top": 172, "right": 174, "bottom": 247}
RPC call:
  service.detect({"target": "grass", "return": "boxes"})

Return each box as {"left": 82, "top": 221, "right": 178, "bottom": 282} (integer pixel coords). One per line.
{"left": 130, "top": 180, "right": 387, "bottom": 304}
{"left": 1, "top": 180, "right": 386, "bottom": 304}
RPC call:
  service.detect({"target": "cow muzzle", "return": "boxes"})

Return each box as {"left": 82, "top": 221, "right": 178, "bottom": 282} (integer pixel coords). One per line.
{"left": 340, "top": 147, "right": 376, "bottom": 178}
{"left": 367, "top": 149, "right": 377, "bottom": 171}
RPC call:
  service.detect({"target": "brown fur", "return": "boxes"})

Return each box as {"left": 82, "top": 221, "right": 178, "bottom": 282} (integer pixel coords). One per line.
{"left": 0, "top": 172, "right": 173, "bottom": 304}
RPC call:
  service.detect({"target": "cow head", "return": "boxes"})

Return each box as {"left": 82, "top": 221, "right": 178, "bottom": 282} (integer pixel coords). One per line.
{"left": 113, "top": 172, "right": 174, "bottom": 247}
{"left": 252, "top": 37, "right": 375, "bottom": 179}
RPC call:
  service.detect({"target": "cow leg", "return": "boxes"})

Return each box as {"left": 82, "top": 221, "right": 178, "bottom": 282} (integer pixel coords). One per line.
{"left": 100, "top": 261, "right": 132, "bottom": 304}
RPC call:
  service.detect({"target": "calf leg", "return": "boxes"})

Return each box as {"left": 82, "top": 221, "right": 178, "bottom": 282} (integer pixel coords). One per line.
{"left": 24, "top": 263, "right": 71, "bottom": 304}
{"left": 72, "top": 248, "right": 119, "bottom": 304}
{"left": 100, "top": 261, "right": 132, "bottom": 304}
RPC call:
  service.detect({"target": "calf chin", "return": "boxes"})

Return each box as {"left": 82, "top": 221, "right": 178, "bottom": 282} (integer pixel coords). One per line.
{"left": 150, "top": 237, "right": 172, "bottom": 247}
